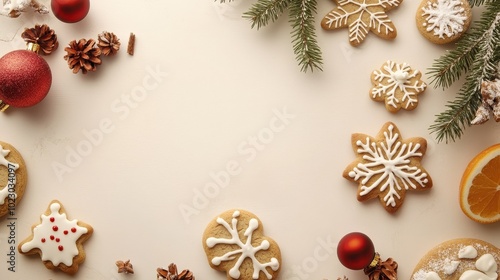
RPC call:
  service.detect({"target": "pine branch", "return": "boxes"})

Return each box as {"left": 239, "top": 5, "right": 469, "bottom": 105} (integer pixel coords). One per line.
{"left": 468, "top": 0, "right": 496, "bottom": 7}
{"left": 289, "top": 0, "right": 323, "bottom": 72}
{"left": 427, "top": 32, "right": 479, "bottom": 89}
{"left": 243, "top": 0, "right": 291, "bottom": 29}
{"left": 430, "top": 3, "right": 500, "bottom": 143}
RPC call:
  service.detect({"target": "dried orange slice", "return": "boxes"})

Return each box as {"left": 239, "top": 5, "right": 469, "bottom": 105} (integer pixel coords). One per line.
{"left": 459, "top": 143, "right": 500, "bottom": 224}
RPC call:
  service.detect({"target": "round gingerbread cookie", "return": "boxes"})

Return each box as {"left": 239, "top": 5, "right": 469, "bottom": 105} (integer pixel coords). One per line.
{"left": 202, "top": 209, "right": 281, "bottom": 280}
{"left": 411, "top": 238, "right": 500, "bottom": 280}
{"left": 0, "top": 140, "right": 27, "bottom": 218}
{"left": 416, "top": 0, "right": 472, "bottom": 44}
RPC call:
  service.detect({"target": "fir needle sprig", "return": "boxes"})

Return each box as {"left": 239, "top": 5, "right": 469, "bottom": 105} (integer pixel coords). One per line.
{"left": 218, "top": 0, "right": 323, "bottom": 72}
{"left": 428, "top": 0, "right": 500, "bottom": 143}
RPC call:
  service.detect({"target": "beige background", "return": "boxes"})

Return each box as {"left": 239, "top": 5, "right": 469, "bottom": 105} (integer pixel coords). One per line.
{"left": 0, "top": 0, "right": 499, "bottom": 279}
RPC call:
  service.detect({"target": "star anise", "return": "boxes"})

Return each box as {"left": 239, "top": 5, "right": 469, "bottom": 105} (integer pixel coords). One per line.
{"left": 64, "top": 38, "right": 102, "bottom": 74}
{"left": 116, "top": 259, "right": 134, "bottom": 274}
{"left": 97, "top": 31, "right": 121, "bottom": 56}
{"left": 21, "top": 24, "right": 58, "bottom": 55}
{"left": 157, "top": 263, "right": 195, "bottom": 280}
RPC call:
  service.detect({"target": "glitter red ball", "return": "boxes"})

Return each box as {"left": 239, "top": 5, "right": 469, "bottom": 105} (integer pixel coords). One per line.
{"left": 0, "top": 50, "right": 52, "bottom": 108}
{"left": 337, "top": 232, "right": 375, "bottom": 270}
{"left": 51, "top": 0, "right": 90, "bottom": 23}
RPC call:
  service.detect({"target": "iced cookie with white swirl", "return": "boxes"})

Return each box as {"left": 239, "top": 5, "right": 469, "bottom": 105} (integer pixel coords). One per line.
{"left": 18, "top": 200, "right": 93, "bottom": 274}
{"left": 411, "top": 238, "right": 500, "bottom": 280}
{"left": 0, "top": 141, "right": 27, "bottom": 218}
{"left": 416, "top": 0, "right": 472, "bottom": 44}
{"left": 202, "top": 209, "right": 281, "bottom": 280}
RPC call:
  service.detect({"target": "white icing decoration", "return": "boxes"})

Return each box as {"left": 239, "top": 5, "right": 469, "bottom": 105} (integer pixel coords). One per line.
{"left": 424, "top": 271, "right": 442, "bottom": 280}
{"left": 206, "top": 210, "right": 280, "bottom": 279}
{"left": 458, "top": 245, "right": 478, "bottom": 259}
{"left": 0, "top": 144, "right": 19, "bottom": 206}
{"left": 20, "top": 202, "right": 88, "bottom": 267}
{"left": 322, "top": 0, "right": 402, "bottom": 45}
{"left": 371, "top": 61, "right": 427, "bottom": 110}
{"left": 443, "top": 260, "right": 460, "bottom": 275}
{"left": 0, "top": 0, "right": 49, "bottom": 17}
{"left": 422, "top": 0, "right": 467, "bottom": 39}
{"left": 413, "top": 245, "right": 500, "bottom": 280}
{"left": 347, "top": 124, "right": 430, "bottom": 207}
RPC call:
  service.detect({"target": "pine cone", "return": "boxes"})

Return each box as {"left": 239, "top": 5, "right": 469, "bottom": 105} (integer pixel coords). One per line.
{"left": 21, "top": 24, "right": 58, "bottom": 55}
{"left": 97, "top": 31, "right": 120, "bottom": 56}
{"left": 64, "top": 39, "right": 102, "bottom": 74}
{"left": 157, "top": 263, "right": 195, "bottom": 280}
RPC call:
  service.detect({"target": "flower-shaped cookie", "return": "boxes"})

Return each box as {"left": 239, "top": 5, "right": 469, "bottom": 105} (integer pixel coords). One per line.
{"left": 321, "top": 0, "right": 403, "bottom": 46}
{"left": 202, "top": 209, "right": 281, "bottom": 280}
{"left": 370, "top": 60, "right": 427, "bottom": 113}
{"left": 342, "top": 122, "right": 433, "bottom": 213}
{"left": 18, "top": 200, "right": 93, "bottom": 274}
{"left": 0, "top": 141, "right": 27, "bottom": 218}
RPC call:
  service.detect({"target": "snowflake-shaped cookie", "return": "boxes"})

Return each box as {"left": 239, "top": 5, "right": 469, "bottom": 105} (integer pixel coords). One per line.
{"left": 321, "top": 0, "right": 403, "bottom": 46}
{"left": 203, "top": 209, "right": 281, "bottom": 280}
{"left": 370, "top": 60, "right": 427, "bottom": 113}
{"left": 416, "top": 0, "right": 471, "bottom": 44}
{"left": 343, "top": 122, "right": 432, "bottom": 213}
{"left": 18, "top": 200, "right": 93, "bottom": 274}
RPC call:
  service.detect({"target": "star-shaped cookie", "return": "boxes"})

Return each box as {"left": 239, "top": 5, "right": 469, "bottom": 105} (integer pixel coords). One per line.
{"left": 321, "top": 0, "right": 403, "bottom": 46}
{"left": 342, "top": 122, "right": 432, "bottom": 213}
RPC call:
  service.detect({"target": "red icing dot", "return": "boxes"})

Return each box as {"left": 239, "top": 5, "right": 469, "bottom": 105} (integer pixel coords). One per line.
{"left": 56, "top": 238, "right": 60, "bottom": 242}
{"left": 71, "top": 227, "right": 76, "bottom": 233}
{"left": 64, "top": 230, "right": 68, "bottom": 235}
{"left": 52, "top": 226, "right": 58, "bottom": 231}
{"left": 50, "top": 217, "right": 55, "bottom": 222}
{"left": 58, "top": 245, "right": 63, "bottom": 251}
{"left": 41, "top": 238, "right": 46, "bottom": 243}
{"left": 50, "top": 235, "right": 55, "bottom": 240}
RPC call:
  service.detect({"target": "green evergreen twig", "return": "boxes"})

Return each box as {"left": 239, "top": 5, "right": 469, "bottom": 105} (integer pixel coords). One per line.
{"left": 289, "top": 0, "right": 323, "bottom": 72}
{"left": 428, "top": 1, "right": 500, "bottom": 143}
{"left": 219, "top": 0, "right": 323, "bottom": 72}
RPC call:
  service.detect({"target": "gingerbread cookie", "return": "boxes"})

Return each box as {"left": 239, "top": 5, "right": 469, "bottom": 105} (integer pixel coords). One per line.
{"left": 370, "top": 60, "right": 427, "bottom": 113}
{"left": 411, "top": 238, "right": 500, "bottom": 280}
{"left": 18, "top": 200, "right": 93, "bottom": 274}
{"left": 0, "top": 141, "right": 27, "bottom": 218}
{"left": 416, "top": 0, "right": 472, "bottom": 44}
{"left": 342, "top": 122, "right": 433, "bottom": 213}
{"left": 202, "top": 209, "right": 281, "bottom": 280}
{"left": 321, "top": 0, "right": 403, "bottom": 47}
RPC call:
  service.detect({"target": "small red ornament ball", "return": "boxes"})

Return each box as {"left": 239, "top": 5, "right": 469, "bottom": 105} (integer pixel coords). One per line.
{"left": 51, "top": 0, "right": 90, "bottom": 23}
{"left": 337, "top": 232, "right": 375, "bottom": 270}
{"left": 0, "top": 50, "right": 52, "bottom": 108}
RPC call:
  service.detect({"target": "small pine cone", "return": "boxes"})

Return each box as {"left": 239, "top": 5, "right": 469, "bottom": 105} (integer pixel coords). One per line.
{"left": 64, "top": 39, "right": 102, "bottom": 74}
{"left": 21, "top": 24, "right": 58, "bottom": 55}
{"left": 157, "top": 263, "right": 195, "bottom": 280}
{"left": 97, "top": 31, "right": 120, "bottom": 56}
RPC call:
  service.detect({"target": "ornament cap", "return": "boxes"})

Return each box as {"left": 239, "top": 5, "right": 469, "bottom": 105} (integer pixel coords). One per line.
{"left": 0, "top": 101, "right": 9, "bottom": 112}
{"left": 26, "top": 42, "right": 41, "bottom": 54}
{"left": 368, "top": 252, "right": 380, "bottom": 268}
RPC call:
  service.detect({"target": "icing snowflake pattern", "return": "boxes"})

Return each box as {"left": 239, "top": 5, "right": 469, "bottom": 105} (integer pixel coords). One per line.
{"left": 371, "top": 60, "right": 427, "bottom": 113}
{"left": 206, "top": 211, "right": 280, "bottom": 279}
{"left": 321, "top": 0, "right": 402, "bottom": 46}
{"left": 422, "top": 0, "right": 467, "bottom": 39}
{"left": 344, "top": 122, "right": 432, "bottom": 212}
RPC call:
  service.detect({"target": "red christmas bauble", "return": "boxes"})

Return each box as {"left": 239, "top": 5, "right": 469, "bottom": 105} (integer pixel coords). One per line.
{"left": 51, "top": 0, "right": 90, "bottom": 23}
{"left": 0, "top": 50, "right": 52, "bottom": 108}
{"left": 337, "top": 232, "right": 375, "bottom": 270}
